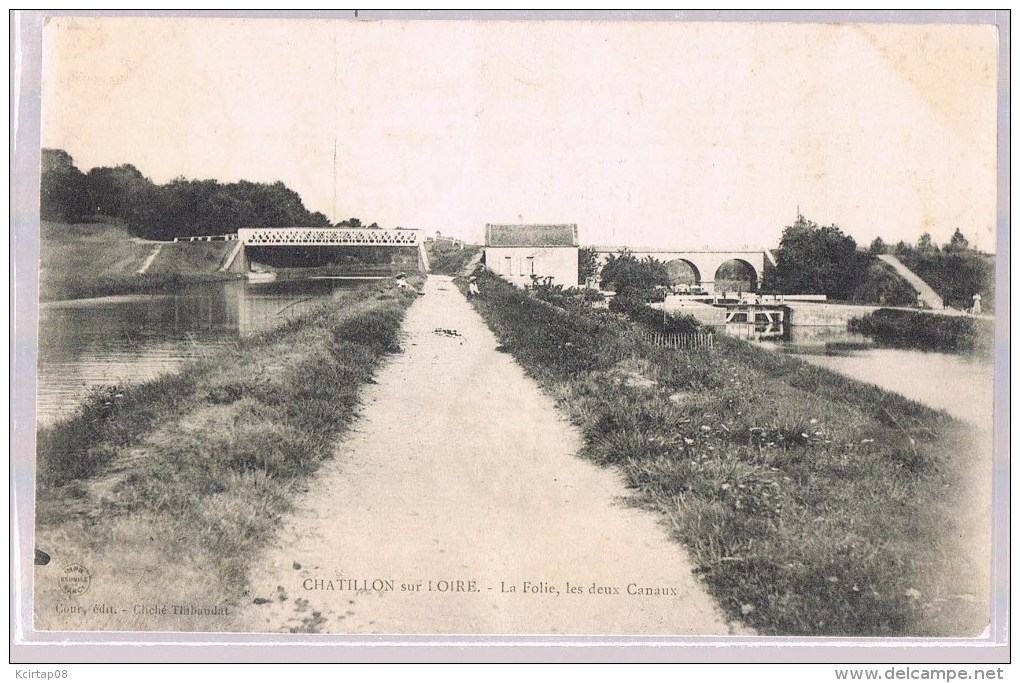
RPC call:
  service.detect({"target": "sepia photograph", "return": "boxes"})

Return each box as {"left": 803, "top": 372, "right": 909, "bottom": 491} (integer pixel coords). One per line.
{"left": 11, "top": 10, "right": 1008, "bottom": 663}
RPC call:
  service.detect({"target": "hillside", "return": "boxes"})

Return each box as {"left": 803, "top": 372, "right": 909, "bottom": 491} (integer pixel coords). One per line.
{"left": 39, "top": 221, "right": 235, "bottom": 301}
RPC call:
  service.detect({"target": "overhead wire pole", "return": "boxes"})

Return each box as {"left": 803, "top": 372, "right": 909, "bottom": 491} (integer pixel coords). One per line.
{"left": 332, "top": 136, "right": 337, "bottom": 224}
{"left": 332, "top": 21, "right": 338, "bottom": 224}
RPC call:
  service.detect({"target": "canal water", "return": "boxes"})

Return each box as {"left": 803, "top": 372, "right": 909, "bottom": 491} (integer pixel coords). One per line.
{"left": 36, "top": 278, "right": 372, "bottom": 426}
{"left": 37, "top": 283, "right": 996, "bottom": 432}
{"left": 761, "top": 326, "right": 995, "bottom": 428}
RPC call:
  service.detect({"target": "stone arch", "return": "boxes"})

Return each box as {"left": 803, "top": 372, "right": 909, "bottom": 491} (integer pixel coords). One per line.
{"left": 713, "top": 258, "right": 759, "bottom": 292}
{"left": 665, "top": 258, "right": 701, "bottom": 286}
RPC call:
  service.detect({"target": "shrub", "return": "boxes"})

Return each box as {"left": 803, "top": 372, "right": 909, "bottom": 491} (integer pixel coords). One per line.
{"left": 849, "top": 309, "right": 991, "bottom": 353}
{"left": 474, "top": 272, "right": 626, "bottom": 379}
{"left": 609, "top": 293, "right": 700, "bottom": 334}
{"left": 599, "top": 250, "right": 670, "bottom": 297}
{"left": 530, "top": 283, "right": 605, "bottom": 309}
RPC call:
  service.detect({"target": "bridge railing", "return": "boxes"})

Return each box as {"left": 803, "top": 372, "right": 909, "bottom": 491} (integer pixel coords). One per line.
{"left": 238, "top": 227, "right": 421, "bottom": 246}
{"left": 173, "top": 234, "right": 239, "bottom": 242}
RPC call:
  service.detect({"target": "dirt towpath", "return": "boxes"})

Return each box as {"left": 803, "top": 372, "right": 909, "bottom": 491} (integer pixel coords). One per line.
{"left": 235, "top": 275, "right": 736, "bottom": 635}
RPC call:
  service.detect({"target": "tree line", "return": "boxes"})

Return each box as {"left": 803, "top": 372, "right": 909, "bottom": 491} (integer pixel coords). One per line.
{"left": 588, "top": 216, "right": 992, "bottom": 311}
{"left": 766, "top": 215, "right": 993, "bottom": 309}
{"left": 870, "top": 230, "right": 994, "bottom": 311}
{"left": 39, "top": 148, "right": 354, "bottom": 240}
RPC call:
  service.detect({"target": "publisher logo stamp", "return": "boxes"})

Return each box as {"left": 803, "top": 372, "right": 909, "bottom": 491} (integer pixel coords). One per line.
{"left": 59, "top": 564, "right": 91, "bottom": 596}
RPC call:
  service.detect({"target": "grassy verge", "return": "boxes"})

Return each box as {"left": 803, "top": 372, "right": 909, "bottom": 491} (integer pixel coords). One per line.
{"left": 466, "top": 271, "right": 987, "bottom": 636}
{"left": 39, "top": 221, "right": 234, "bottom": 301}
{"left": 34, "top": 283, "right": 417, "bottom": 631}
{"left": 849, "top": 308, "right": 993, "bottom": 354}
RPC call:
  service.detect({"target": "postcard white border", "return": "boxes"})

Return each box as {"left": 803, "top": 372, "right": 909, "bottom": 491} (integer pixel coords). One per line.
{"left": 9, "top": 8, "right": 1010, "bottom": 664}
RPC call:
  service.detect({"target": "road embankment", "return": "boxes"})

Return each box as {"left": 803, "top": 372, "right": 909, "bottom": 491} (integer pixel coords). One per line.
{"left": 33, "top": 283, "right": 417, "bottom": 631}
{"left": 465, "top": 272, "right": 989, "bottom": 637}
{"left": 39, "top": 221, "right": 236, "bottom": 302}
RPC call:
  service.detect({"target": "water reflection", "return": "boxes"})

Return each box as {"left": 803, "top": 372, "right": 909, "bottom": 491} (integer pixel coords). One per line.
{"left": 37, "top": 279, "right": 369, "bottom": 426}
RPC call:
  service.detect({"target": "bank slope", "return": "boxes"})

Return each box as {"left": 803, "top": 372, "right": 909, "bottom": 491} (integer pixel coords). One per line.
{"left": 466, "top": 272, "right": 989, "bottom": 637}
{"left": 33, "top": 283, "right": 417, "bottom": 631}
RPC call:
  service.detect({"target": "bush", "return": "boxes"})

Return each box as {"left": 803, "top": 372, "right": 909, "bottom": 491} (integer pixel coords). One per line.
{"left": 850, "top": 260, "right": 918, "bottom": 306}
{"left": 849, "top": 309, "right": 992, "bottom": 353}
{"left": 599, "top": 250, "right": 670, "bottom": 297}
{"left": 530, "top": 283, "right": 605, "bottom": 309}
{"left": 609, "top": 293, "right": 700, "bottom": 334}
{"left": 473, "top": 272, "right": 628, "bottom": 379}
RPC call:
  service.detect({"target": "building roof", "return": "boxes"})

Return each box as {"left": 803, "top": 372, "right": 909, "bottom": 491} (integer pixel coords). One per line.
{"left": 485, "top": 223, "right": 578, "bottom": 248}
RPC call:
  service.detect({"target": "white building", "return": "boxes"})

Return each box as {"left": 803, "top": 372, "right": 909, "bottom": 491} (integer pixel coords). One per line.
{"left": 483, "top": 223, "right": 579, "bottom": 287}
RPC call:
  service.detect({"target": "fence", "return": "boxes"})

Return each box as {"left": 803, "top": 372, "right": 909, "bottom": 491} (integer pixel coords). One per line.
{"left": 639, "top": 329, "right": 715, "bottom": 350}
{"left": 173, "top": 234, "right": 238, "bottom": 242}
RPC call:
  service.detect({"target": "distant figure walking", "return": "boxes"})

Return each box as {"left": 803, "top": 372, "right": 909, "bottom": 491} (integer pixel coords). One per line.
{"left": 467, "top": 276, "right": 480, "bottom": 299}
{"left": 971, "top": 293, "right": 982, "bottom": 315}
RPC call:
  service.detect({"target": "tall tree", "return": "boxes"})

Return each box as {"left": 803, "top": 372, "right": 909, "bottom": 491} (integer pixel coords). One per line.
{"left": 85, "top": 164, "right": 152, "bottom": 218}
{"left": 770, "top": 215, "right": 868, "bottom": 300}
{"left": 945, "top": 228, "right": 970, "bottom": 253}
{"left": 40, "top": 149, "right": 88, "bottom": 222}
{"left": 916, "top": 232, "right": 938, "bottom": 253}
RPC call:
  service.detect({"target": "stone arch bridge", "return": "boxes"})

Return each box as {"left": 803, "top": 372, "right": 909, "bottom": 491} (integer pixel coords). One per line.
{"left": 591, "top": 247, "right": 775, "bottom": 293}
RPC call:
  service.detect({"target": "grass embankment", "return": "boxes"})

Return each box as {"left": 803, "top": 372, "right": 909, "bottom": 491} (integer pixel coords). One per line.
{"left": 146, "top": 241, "right": 237, "bottom": 276}
{"left": 39, "top": 221, "right": 234, "bottom": 301}
{"left": 849, "top": 309, "right": 993, "bottom": 354}
{"left": 425, "top": 240, "right": 482, "bottom": 276}
{"left": 466, "top": 272, "right": 986, "bottom": 636}
{"left": 34, "top": 283, "right": 417, "bottom": 631}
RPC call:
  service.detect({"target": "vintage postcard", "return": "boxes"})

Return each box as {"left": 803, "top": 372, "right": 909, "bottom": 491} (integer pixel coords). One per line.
{"left": 11, "top": 11, "right": 1008, "bottom": 662}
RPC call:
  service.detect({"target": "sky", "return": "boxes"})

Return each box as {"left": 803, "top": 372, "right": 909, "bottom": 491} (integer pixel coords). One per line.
{"left": 40, "top": 17, "right": 1000, "bottom": 251}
